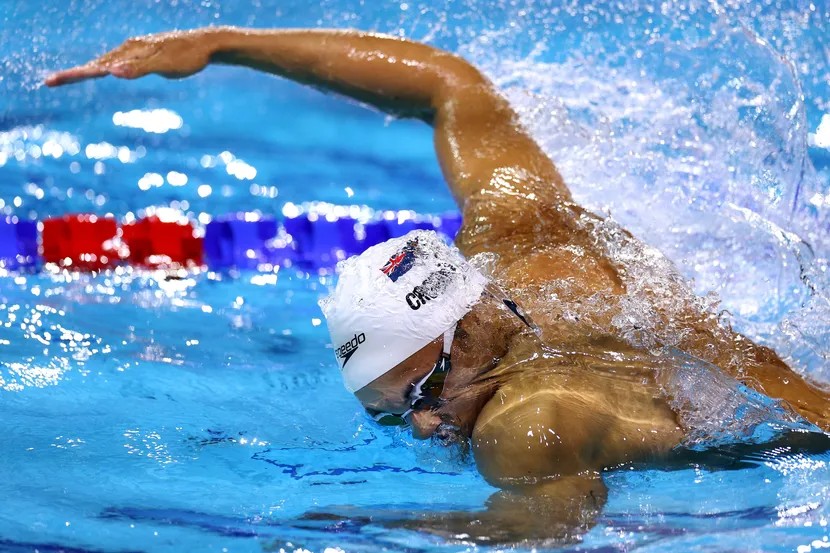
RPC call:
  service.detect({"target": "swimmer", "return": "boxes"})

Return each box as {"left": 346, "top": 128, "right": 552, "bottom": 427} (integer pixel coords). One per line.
{"left": 46, "top": 27, "right": 830, "bottom": 543}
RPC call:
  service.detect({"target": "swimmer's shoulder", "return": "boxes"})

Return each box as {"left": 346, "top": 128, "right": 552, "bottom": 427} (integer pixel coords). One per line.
{"left": 471, "top": 372, "right": 602, "bottom": 485}
{"left": 471, "top": 362, "right": 684, "bottom": 485}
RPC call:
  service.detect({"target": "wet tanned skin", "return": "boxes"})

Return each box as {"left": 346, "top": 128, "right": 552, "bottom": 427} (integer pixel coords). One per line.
{"left": 46, "top": 27, "right": 830, "bottom": 544}
{"left": 356, "top": 294, "right": 518, "bottom": 440}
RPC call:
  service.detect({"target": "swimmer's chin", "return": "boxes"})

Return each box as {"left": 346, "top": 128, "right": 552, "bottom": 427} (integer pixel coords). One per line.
{"left": 407, "top": 418, "right": 473, "bottom": 467}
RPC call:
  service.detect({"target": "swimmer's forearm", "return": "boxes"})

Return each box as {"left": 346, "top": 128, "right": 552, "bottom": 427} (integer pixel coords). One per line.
{"left": 206, "top": 27, "right": 488, "bottom": 117}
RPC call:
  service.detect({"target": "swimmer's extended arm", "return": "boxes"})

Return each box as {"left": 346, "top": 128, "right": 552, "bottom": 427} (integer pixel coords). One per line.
{"left": 45, "top": 27, "right": 570, "bottom": 226}
{"left": 300, "top": 476, "right": 606, "bottom": 545}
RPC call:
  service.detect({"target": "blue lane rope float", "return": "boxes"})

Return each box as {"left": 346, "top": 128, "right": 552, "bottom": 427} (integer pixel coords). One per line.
{"left": 0, "top": 208, "right": 463, "bottom": 272}
{"left": 0, "top": 218, "right": 38, "bottom": 270}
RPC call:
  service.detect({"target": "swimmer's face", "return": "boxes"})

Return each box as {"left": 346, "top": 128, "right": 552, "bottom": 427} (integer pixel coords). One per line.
{"left": 355, "top": 337, "right": 444, "bottom": 438}
{"left": 355, "top": 314, "right": 499, "bottom": 443}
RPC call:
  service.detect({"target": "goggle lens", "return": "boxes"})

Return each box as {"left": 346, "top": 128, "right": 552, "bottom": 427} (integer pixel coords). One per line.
{"left": 370, "top": 411, "right": 409, "bottom": 427}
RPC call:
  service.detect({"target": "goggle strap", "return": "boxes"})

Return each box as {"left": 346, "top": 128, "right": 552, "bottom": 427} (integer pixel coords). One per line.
{"left": 442, "top": 323, "right": 456, "bottom": 356}
{"left": 484, "top": 282, "right": 541, "bottom": 335}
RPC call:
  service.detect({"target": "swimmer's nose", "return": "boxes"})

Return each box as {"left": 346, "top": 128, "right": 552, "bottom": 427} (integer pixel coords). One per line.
{"left": 409, "top": 410, "right": 442, "bottom": 440}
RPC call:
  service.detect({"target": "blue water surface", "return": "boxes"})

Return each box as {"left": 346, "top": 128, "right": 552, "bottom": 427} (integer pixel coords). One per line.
{"left": 2, "top": 1, "right": 830, "bottom": 552}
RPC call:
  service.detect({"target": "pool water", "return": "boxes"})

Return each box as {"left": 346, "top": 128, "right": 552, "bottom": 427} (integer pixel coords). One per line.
{"left": 3, "top": 1, "right": 830, "bottom": 551}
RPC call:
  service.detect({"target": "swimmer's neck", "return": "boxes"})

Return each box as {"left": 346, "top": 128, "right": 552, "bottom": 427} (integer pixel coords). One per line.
{"left": 436, "top": 298, "right": 531, "bottom": 436}
{"left": 456, "top": 296, "right": 530, "bottom": 371}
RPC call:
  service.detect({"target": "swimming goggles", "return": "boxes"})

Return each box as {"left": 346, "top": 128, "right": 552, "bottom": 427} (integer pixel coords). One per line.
{"left": 364, "top": 283, "right": 539, "bottom": 427}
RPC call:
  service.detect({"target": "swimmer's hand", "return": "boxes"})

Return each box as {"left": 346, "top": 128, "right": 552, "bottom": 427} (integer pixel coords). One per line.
{"left": 44, "top": 29, "right": 214, "bottom": 87}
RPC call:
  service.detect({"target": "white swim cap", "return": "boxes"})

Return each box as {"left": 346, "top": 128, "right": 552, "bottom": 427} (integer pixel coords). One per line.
{"left": 319, "top": 230, "right": 488, "bottom": 392}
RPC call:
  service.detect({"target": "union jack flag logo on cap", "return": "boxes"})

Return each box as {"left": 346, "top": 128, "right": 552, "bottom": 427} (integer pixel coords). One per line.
{"left": 380, "top": 238, "right": 419, "bottom": 281}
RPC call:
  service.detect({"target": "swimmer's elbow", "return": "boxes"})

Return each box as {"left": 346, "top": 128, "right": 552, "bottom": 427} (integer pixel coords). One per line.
{"left": 429, "top": 52, "right": 492, "bottom": 106}
{"left": 434, "top": 51, "right": 489, "bottom": 86}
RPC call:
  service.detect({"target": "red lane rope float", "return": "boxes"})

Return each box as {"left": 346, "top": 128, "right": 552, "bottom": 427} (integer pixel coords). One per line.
{"left": 41, "top": 215, "right": 119, "bottom": 270}
{"left": 0, "top": 209, "right": 462, "bottom": 272}
{"left": 122, "top": 216, "right": 203, "bottom": 269}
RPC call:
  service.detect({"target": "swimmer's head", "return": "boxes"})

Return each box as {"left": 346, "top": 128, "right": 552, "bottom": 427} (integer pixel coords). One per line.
{"left": 319, "top": 230, "right": 488, "bottom": 393}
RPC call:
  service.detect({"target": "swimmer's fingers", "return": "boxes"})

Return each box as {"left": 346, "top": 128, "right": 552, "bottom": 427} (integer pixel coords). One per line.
{"left": 44, "top": 63, "right": 110, "bottom": 87}
{"left": 43, "top": 61, "right": 146, "bottom": 87}
{"left": 45, "top": 38, "right": 158, "bottom": 86}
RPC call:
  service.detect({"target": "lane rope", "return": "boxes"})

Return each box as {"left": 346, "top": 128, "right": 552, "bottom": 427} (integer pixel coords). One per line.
{"left": 0, "top": 207, "right": 462, "bottom": 272}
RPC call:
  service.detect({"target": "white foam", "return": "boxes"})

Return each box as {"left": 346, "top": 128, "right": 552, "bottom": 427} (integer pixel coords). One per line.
{"left": 455, "top": 7, "right": 830, "bottom": 383}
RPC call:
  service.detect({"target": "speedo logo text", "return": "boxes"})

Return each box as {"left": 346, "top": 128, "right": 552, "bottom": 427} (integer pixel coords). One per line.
{"left": 336, "top": 332, "right": 366, "bottom": 368}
